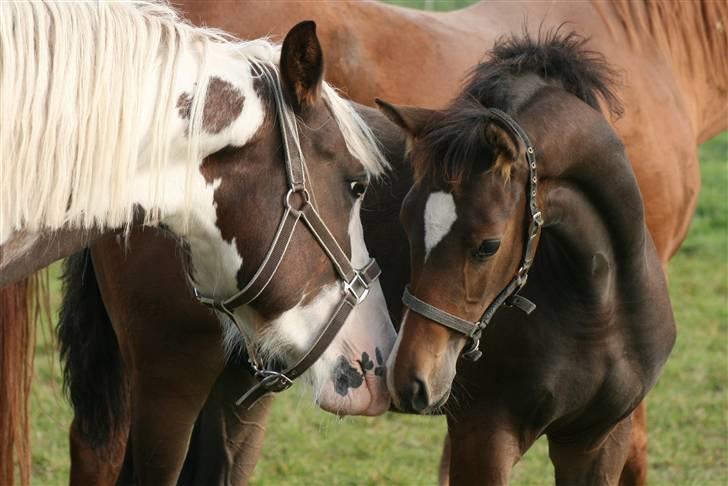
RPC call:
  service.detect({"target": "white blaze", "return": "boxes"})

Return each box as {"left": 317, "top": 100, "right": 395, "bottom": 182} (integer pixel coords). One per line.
{"left": 424, "top": 191, "right": 457, "bottom": 260}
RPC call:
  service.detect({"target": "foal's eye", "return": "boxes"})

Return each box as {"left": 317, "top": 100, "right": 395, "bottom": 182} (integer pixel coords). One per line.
{"left": 471, "top": 239, "right": 501, "bottom": 261}
{"left": 349, "top": 180, "right": 368, "bottom": 198}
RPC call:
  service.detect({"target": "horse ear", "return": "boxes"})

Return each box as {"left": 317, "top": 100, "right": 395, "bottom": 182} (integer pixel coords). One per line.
{"left": 484, "top": 122, "right": 520, "bottom": 163}
{"left": 280, "top": 21, "right": 324, "bottom": 109}
{"left": 375, "top": 99, "right": 435, "bottom": 138}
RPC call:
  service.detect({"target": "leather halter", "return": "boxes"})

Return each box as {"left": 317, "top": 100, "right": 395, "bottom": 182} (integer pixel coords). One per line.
{"left": 188, "top": 88, "right": 381, "bottom": 409}
{"left": 402, "top": 108, "right": 543, "bottom": 361}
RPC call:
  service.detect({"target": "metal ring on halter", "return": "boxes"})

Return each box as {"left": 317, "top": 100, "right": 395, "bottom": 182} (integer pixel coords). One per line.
{"left": 284, "top": 187, "right": 310, "bottom": 211}
{"left": 343, "top": 271, "right": 370, "bottom": 304}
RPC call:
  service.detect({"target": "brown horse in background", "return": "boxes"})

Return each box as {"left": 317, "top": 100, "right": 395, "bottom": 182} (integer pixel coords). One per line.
{"left": 2, "top": 0, "right": 725, "bottom": 484}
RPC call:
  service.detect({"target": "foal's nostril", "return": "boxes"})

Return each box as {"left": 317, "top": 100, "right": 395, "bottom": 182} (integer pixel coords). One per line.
{"left": 404, "top": 377, "right": 430, "bottom": 413}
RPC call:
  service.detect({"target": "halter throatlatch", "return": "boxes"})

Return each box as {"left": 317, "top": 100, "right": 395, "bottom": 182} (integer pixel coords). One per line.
{"left": 402, "top": 108, "right": 543, "bottom": 362}
{"left": 188, "top": 82, "right": 381, "bottom": 408}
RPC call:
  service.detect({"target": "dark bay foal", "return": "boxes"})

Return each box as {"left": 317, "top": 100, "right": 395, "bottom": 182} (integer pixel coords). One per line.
{"left": 380, "top": 33, "right": 676, "bottom": 485}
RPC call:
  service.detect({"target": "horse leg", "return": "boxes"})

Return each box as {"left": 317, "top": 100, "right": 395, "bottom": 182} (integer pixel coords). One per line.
{"left": 181, "top": 358, "right": 274, "bottom": 485}
{"left": 548, "top": 415, "right": 633, "bottom": 486}
{"left": 127, "top": 329, "right": 225, "bottom": 486}
{"left": 619, "top": 401, "right": 648, "bottom": 486}
{"left": 438, "top": 433, "right": 451, "bottom": 486}
{"left": 90, "top": 232, "right": 228, "bottom": 485}
{"left": 68, "top": 415, "right": 129, "bottom": 486}
{"left": 447, "top": 412, "right": 526, "bottom": 486}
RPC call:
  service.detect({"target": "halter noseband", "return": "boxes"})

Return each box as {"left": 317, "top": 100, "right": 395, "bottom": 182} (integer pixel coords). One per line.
{"left": 402, "top": 108, "right": 543, "bottom": 362}
{"left": 188, "top": 88, "right": 381, "bottom": 409}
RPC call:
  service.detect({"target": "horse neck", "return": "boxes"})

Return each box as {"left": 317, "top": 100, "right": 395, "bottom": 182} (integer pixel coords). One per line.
{"left": 523, "top": 92, "right": 647, "bottom": 280}
{"left": 148, "top": 42, "right": 270, "bottom": 298}
{"left": 138, "top": 40, "right": 266, "bottom": 227}
{"left": 597, "top": 0, "right": 728, "bottom": 142}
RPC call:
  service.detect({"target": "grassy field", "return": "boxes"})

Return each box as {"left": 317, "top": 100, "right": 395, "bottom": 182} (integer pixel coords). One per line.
{"left": 23, "top": 1, "right": 727, "bottom": 484}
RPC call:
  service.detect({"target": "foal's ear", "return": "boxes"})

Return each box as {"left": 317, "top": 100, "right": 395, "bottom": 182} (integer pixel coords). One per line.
{"left": 375, "top": 99, "right": 435, "bottom": 138}
{"left": 280, "top": 21, "right": 324, "bottom": 109}
{"left": 484, "top": 122, "right": 520, "bottom": 164}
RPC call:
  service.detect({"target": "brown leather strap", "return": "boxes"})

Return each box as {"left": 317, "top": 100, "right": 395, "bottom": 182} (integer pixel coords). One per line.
{"left": 401, "top": 107, "right": 542, "bottom": 362}
{"left": 300, "top": 203, "right": 358, "bottom": 283}
{"left": 235, "top": 261, "right": 381, "bottom": 409}
{"left": 224, "top": 208, "right": 301, "bottom": 308}
{"left": 236, "top": 294, "right": 355, "bottom": 408}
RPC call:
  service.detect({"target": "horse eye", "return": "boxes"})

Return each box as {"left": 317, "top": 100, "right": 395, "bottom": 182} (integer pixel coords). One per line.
{"left": 349, "top": 180, "right": 368, "bottom": 198}
{"left": 471, "top": 239, "right": 501, "bottom": 261}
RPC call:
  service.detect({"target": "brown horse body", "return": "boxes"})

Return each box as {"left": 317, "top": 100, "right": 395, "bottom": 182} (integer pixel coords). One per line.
{"left": 10, "top": 0, "right": 723, "bottom": 484}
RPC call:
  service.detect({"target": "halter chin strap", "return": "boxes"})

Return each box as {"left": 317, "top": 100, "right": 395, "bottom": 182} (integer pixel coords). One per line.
{"left": 402, "top": 108, "right": 543, "bottom": 362}
{"left": 187, "top": 91, "right": 381, "bottom": 409}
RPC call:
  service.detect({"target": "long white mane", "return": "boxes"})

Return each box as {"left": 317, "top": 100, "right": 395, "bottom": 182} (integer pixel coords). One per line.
{"left": 0, "top": 1, "right": 386, "bottom": 243}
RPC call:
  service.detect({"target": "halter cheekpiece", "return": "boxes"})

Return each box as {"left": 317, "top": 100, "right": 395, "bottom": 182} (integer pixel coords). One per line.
{"left": 187, "top": 83, "right": 381, "bottom": 409}
{"left": 402, "top": 108, "right": 543, "bottom": 361}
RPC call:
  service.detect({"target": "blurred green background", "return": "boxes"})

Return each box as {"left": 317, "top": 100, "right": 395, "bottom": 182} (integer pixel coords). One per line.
{"left": 27, "top": 1, "right": 727, "bottom": 484}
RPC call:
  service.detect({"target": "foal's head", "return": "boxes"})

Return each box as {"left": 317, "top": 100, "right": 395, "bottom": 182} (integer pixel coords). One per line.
{"left": 377, "top": 99, "right": 531, "bottom": 412}
{"left": 175, "top": 23, "right": 395, "bottom": 415}
{"left": 377, "top": 32, "right": 622, "bottom": 413}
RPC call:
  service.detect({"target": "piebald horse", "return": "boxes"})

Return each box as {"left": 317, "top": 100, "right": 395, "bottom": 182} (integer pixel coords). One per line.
{"left": 0, "top": 3, "right": 396, "bottom": 484}
{"left": 379, "top": 31, "right": 676, "bottom": 485}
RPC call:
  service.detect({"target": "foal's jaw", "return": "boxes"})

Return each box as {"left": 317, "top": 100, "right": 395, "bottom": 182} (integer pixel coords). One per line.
{"left": 386, "top": 311, "right": 461, "bottom": 414}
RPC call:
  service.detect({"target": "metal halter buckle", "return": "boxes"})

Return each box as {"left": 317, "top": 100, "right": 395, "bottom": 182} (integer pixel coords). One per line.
{"left": 255, "top": 369, "right": 294, "bottom": 393}
{"left": 533, "top": 211, "right": 544, "bottom": 227}
{"left": 462, "top": 330, "right": 483, "bottom": 361}
{"left": 343, "top": 271, "right": 370, "bottom": 304}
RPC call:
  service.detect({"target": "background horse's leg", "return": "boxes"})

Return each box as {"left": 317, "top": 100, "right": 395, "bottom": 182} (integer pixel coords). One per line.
{"left": 549, "top": 415, "right": 633, "bottom": 486}
{"left": 0, "top": 278, "right": 41, "bottom": 486}
{"left": 619, "top": 402, "right": 648, "bottom": 486}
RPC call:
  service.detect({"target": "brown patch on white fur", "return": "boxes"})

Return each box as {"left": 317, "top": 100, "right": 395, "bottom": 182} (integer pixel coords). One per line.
{"left": 176, "top": 76, "right": 245, "bottom": 134}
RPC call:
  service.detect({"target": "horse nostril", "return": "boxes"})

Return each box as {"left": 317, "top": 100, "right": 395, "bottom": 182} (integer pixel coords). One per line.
{"left": 408, "top": 377, "right": 430, "bottom": 413}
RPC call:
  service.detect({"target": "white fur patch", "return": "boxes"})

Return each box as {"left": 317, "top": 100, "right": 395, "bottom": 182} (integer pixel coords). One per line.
{"left": 424, "top": 191, "right": 457, "bottom": 260}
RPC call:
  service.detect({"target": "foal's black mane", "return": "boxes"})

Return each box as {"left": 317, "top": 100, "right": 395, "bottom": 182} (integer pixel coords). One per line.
{"left": 415, "top": 30, "right": 623, "bottom": 188}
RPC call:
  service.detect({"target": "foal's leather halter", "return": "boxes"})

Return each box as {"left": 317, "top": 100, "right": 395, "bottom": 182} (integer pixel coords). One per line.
{"left": 188, "top": 94, "right": 381, "bottom": 409}
{"left": 402, "top": 108, "right": 543, "bottom": 361}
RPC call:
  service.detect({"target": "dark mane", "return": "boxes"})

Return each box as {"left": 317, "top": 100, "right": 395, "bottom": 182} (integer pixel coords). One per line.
{"left": 415, "top": 30, "right": 623, "bottom": 189}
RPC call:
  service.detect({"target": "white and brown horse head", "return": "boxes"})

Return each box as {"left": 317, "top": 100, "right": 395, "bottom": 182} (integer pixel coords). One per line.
{"left": 166, "top": 22, "right": 396, "bottom": 416}
{"left": 1, "top": 3, "right": 395, "bottom": 416}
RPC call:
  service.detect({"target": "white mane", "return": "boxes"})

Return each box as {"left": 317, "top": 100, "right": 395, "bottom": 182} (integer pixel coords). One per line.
{"left": 0, "top": 1, "right": 386, "bottom": 243}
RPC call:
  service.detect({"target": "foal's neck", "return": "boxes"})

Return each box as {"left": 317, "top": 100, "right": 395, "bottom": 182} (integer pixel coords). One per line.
{"left": 522, "top": 94, "right": 648, "bottom": 315}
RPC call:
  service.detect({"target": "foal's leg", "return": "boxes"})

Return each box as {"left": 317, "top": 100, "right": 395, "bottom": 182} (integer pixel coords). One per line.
{"left": 447, "top": 412, "right": 526, "bottom": 486}
{"left": 619, "top": 401, "right": 648, "bottom": 486}
{"left": 548, "top": 416, "right": 633, "bottom": 486}
{"left": 438, "top": 433, "right": 451, "bottom": 486}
